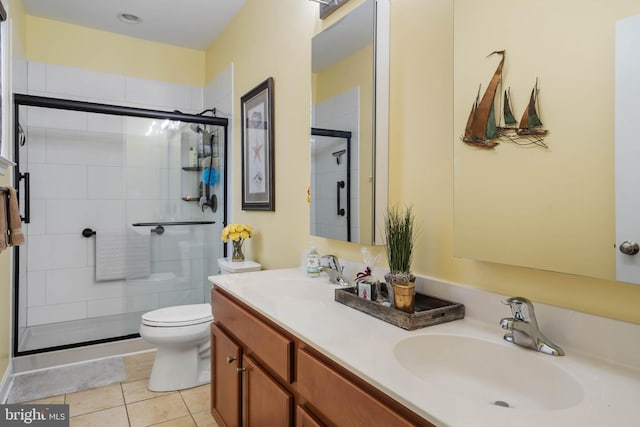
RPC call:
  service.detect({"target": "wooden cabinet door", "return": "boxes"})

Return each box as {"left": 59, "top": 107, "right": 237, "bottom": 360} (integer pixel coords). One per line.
{"left": 211, "top": 324, "right": 242, "bottom": 427}
{"left": 296, "top": 405, "right": 324, "bottom": 427}
{"left": 242, "top": 355, "right": 293, "bottom": 427}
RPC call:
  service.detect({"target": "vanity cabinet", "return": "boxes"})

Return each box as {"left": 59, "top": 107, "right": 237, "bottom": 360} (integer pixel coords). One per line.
{"left": 296, "top": 405, "right": 323, "bottom": 427}
{"left": 211, "top": 323, "right": 241, "bottom": 427}
{"left": 297, "top": 347, "right": 421, "bottom": 427}
{"left": 210, "top": 287, "right": 433, "bottom": 427}
{"left": 242, "top": 355, "right": 293, "bottom": 425}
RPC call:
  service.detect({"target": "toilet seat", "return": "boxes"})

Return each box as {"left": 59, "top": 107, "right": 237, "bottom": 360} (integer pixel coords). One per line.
{"left": 142, "top": 303, "right": 213, "bottom": 327}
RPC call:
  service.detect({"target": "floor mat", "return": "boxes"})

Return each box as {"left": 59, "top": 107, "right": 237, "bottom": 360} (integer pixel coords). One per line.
{"left": 7, "top": 357, "right": 127, "bottom": 403}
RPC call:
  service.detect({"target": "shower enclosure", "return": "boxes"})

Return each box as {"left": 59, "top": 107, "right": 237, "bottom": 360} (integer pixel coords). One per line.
{"left": 310, "top": 128, "right": 353, "bottom": 242}
{"left": 12, "top": 94, "right": 228, "bottom": 356}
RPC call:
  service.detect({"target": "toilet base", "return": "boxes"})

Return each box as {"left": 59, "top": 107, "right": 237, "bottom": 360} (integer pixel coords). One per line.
{"left": 147, "top": 346, "right": 210, "bottom": 392}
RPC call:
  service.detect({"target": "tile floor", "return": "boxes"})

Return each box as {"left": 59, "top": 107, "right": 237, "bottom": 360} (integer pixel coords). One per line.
{"left": 18, "top": 352, "right": 219, "bottom": 427}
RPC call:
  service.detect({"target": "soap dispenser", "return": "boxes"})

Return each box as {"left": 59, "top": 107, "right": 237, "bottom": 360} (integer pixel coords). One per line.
{"left": 306, "top": 242, "right": 320, "bottom": 278}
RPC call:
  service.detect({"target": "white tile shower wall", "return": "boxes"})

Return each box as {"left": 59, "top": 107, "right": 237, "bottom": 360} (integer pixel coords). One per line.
{"left": 27, "top": 62, "right": 203, "bottom": 113}
{"left": 203, "top": 63, "right": 232, "bottom": 276}
{"left": 22, "top": 61, "right": 207, "bottom": 327}
{"left": 312, "top": 87, "right": 360, "bottom": 242}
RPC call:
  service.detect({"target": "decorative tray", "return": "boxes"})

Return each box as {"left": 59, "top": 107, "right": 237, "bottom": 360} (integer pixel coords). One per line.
{"left": 334, "top": 287, "right": 465, "bottom": 330}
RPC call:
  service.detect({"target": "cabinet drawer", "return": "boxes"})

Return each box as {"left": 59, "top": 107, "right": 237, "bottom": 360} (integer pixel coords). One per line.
{"left": 297, "top": 348, "right": 428, "bottom": 427}
{"left": 212, "top": 288, "right": 294, "bottom": 383}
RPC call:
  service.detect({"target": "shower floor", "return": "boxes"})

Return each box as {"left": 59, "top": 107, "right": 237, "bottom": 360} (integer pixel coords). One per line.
{"left": 19, "top": 312, "right": 147, "bottom": 353}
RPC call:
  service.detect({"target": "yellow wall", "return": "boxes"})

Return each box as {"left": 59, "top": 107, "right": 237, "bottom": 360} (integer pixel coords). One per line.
{"left": 206, "top": 0, "right": 640, "bottom": 324}
{"left": 25, "top": 16, "right": 205, "bottom": 86}
{"left": 205, "top": 0, "right": 319, "bottom": 268}
{"left": 454, "top": 0, "right": 640, "bottom": 283}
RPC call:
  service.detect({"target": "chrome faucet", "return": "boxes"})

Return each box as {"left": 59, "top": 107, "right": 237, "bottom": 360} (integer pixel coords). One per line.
{"left": 319, "top": 255, "right": 348, "bottom": 286}
{"left": 499, "top": 296, "right": 565, "bottom": 356}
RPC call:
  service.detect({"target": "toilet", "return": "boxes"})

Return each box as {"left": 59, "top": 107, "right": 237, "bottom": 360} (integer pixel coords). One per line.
{"left": 139, "top": 259, "right": 260, "bottom": 392}
{"left": 139, "top": 303, "right": 213, "bottom": 391}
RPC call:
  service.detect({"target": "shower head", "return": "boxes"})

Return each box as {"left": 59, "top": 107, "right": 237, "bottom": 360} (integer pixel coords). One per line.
{"left": 190, "top": 123, "right": 204, "bottom": 134}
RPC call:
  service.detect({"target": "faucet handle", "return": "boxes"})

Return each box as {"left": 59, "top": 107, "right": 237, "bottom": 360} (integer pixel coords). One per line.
{"left": 321, "top": 254, "right": 343, "bottom": 272}
{"left": 501, "top": 296, "right": 534, "bottom": 321}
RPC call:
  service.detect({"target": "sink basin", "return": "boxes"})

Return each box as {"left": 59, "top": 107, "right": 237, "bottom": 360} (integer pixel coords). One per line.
{"left": 394, "top": 334, "right": 584, "bottom": 411}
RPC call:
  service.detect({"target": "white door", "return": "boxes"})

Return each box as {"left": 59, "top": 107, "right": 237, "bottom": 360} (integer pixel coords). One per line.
{"left": 615, "top": 14, "right": 640, "bottom": 284}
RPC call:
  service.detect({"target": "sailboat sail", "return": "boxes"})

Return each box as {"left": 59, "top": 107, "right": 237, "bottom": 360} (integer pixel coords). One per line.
{"left": 503, "top": 88, "right": 517, "bottom": 126}
{"left": 517, "top": 79, "right": 547, "bottom": 136}
{"left": 463, "top": 50, "right": 505, "bottom": 148}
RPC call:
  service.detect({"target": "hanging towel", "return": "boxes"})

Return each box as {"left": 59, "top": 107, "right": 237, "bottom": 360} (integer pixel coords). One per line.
{"left": 95, "top": 232, "right": 127, "bottom": 281}
{"left": 7, "top": 187, "right": 24, "bottom": 246}
{"left": 0, "top": 190, "right": 7, "bottom": 252}
{"left": 95, "top": 230, "right": 151, "bottom": 281}
{"left": 126, "top": 229, "right": 151, "bottom": 279}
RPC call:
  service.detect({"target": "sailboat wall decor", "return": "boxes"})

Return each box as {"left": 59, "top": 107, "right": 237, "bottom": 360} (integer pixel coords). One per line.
{"left": 462, "top": 50, "right": 549, "bottom": 149}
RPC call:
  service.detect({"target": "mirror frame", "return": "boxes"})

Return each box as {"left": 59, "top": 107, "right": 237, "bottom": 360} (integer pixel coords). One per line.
{"left": 373, "top": 0, "right": 389, "bottom": 245}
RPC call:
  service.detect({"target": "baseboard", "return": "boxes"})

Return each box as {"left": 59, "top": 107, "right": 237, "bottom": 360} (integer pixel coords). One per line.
{"left": 0, "top": 359, "right": 14, "bottom": 404}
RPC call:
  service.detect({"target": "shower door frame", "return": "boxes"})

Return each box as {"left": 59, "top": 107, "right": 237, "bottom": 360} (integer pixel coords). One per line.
{"left": 311, "top": 127, "right": 352, "bottom": 242}
{"left": 12, "top": 93, "right": 229, "bottom": 356}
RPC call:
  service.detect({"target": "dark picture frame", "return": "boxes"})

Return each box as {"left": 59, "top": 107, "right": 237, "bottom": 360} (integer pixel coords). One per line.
{"left": 241, "top": 77, "right": 275, "bottom": 211}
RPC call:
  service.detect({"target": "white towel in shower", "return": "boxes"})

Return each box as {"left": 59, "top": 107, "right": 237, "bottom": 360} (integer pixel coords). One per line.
{"left": 126, "top": 230, "right": 151, "bottom": 279}
{"left": 95, "top": 230, "right": 151, "bottom": 281}
{"left": 95, "top": 232, "right": 127, "bottom": 281}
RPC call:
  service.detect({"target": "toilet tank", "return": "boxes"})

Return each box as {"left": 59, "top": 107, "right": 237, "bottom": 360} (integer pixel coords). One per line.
{"left": 217, "top": 258, "right": 262, "bottom": 274}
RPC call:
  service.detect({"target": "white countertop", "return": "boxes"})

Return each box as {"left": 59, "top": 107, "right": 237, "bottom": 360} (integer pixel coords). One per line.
{"left": 209, "top": 268, "right": 640, "bottom": 427}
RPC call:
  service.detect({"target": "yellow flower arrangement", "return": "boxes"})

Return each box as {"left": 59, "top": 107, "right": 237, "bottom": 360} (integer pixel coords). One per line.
{"left": 221, "top": 224, "right": 254, "bottom": 242}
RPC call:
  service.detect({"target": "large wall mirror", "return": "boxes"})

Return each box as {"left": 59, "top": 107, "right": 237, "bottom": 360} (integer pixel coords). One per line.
{"left": 310, "top": 0, "right": 389, "bottom": 245}
{"left": 453, "top": 0, "right": 640, "bottom": 285}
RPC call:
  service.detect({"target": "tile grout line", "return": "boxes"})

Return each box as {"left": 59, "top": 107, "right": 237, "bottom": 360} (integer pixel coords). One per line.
{"left": 177, "top": 389, "right": 199, "bottom": 426}
{"left": 121, "top": 382, "right": 133, "bottom": 427}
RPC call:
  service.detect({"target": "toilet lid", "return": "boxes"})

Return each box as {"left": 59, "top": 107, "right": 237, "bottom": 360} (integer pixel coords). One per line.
{"left": 142, "top": 303, "right": 213, "bottom": 327}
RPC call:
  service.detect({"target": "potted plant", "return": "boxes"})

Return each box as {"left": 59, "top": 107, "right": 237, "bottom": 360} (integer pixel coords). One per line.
{"left": 383, "top": 205, "right": 417, "bottom": 313}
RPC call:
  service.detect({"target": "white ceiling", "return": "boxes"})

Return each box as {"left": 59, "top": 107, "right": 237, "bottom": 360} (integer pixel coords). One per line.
{"left": 23, "top": 0, "right": 246, "bottom": 50}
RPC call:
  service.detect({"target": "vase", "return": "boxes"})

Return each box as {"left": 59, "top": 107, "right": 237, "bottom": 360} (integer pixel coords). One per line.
{"left": 231, "top": 239, "right": 245, "bottom": 262}
{"left": 384, "top": 272, "right": 416, "bottom": 312}
{"left": 394, "top": 281, "right": 416, "bottom": 314}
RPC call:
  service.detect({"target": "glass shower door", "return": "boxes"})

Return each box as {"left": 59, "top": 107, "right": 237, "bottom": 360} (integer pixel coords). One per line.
{"left": 13, "top": 95, "right": 227, "bottom": 355}
{"left": 121, "top": 117, "right": 223, "bottom": 334}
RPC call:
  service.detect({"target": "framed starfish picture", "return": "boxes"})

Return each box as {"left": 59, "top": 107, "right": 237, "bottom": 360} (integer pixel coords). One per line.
{"left": 241, "top": 77, "right": 275, "bottom": 211}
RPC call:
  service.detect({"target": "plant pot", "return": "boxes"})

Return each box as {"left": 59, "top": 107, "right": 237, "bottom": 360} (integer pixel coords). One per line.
{"left": 394, "top": 281, "right": 416, "bottom": 314}
{"left": 384, "top": 272, "right": 416, "bottom": 310}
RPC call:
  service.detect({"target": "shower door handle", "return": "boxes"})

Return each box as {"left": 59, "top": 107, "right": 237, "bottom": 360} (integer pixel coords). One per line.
{"left": 336, "top": 180, "right": 345, "bottom": 216}
{"left": 19, "top": 172, "right": 30, "bottom": 224}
